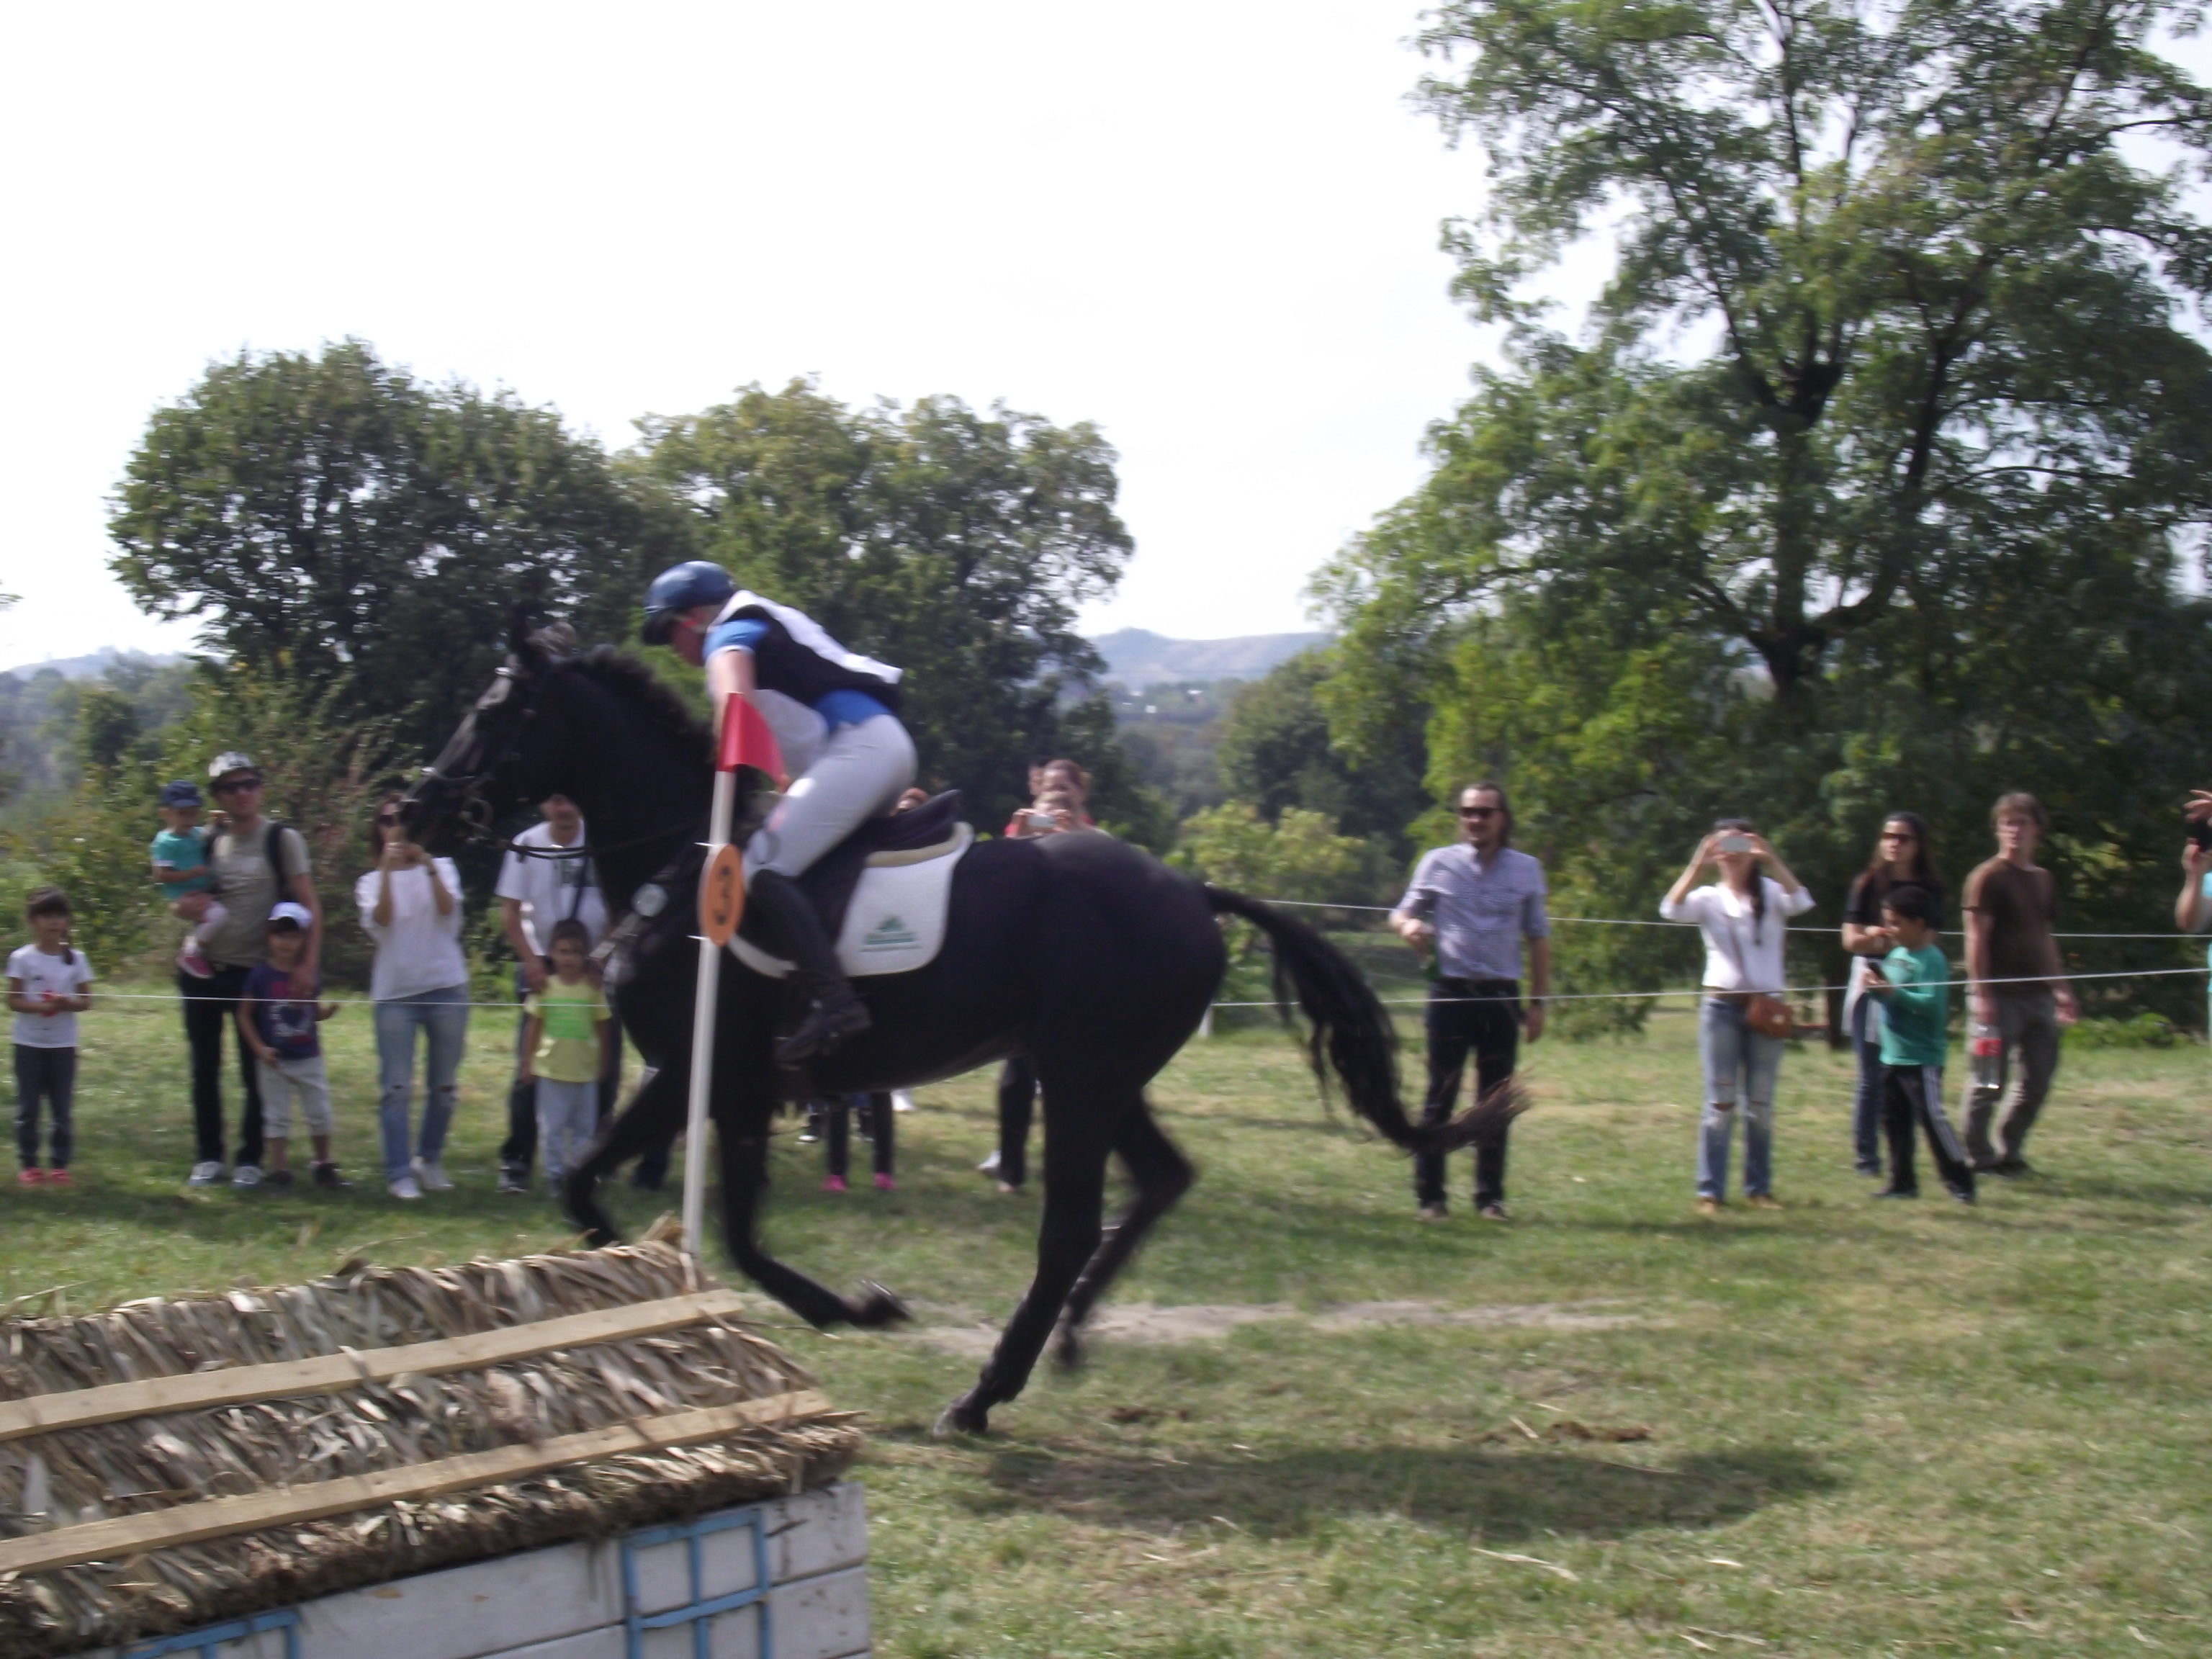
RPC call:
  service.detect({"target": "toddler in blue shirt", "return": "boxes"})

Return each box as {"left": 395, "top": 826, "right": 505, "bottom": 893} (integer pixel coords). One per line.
{"left": 150, "top": 781, "right": 227, "bottom": 979}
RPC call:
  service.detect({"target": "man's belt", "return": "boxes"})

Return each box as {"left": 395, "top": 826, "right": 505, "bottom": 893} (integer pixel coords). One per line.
{"left": 1434, "top": 976, "right": 1521, "bottom": 997}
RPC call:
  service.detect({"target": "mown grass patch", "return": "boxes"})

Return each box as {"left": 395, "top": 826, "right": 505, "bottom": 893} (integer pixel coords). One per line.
{"left": 5, "top": 988, "right": 2208, "bottom": 1655}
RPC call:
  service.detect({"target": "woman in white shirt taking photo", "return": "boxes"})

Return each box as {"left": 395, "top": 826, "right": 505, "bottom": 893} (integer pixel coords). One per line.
{"left": 1660, "top": 819, "right": 1814, "bottom": 1216}
{"left": 356, "top": 793, "right": 469, "bottom": 1200}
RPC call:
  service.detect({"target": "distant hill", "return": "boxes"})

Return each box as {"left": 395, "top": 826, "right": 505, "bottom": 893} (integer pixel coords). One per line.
{"left": 1090, "top": 628, "right": 1329, "bottom": 685}
{"left": 0, "top": 647, "right": 181, "bottom": 682}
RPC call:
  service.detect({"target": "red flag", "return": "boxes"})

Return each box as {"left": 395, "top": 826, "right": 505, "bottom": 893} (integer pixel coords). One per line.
{"left": 718, "top": 695, "right": 788, "bottom": 786}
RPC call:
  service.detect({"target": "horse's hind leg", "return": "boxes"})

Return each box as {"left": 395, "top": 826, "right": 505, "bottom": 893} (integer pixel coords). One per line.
{"left": 1053, "top": 1102, "right": 1193, "bottom": 1370}
{"left": 562, "top": 1061, "right": 687, "bottom": 1247}
{"left": 937, "top": 1113, "right": 1111, "bottom": 1437}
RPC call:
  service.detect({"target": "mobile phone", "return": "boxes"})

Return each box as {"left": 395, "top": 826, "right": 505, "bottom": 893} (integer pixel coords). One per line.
{"left": 2190, "top": 815, "right": 2212, "bottom": 852}
{"left": 1717, "top": 834, "right": 1754, "bottom": 854}
{"left": 1027, "top": 811, "right": 1056, "bottom": 828}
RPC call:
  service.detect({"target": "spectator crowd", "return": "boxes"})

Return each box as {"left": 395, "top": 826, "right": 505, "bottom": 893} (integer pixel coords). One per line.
{"left": 4, "top": 740, "right": 2198, "bottom": 1219}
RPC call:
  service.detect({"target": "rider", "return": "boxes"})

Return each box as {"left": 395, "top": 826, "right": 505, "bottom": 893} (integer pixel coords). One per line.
{"left": 642, "top": 561, "right": 917, "bottom": 1062}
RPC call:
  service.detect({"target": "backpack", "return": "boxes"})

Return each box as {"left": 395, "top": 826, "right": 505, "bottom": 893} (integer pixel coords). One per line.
{"left": 213, "top": 820, "right": 302, "bottom": 896}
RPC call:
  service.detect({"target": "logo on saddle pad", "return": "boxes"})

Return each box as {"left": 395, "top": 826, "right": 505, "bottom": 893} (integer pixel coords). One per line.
{"left": 859, "top": 913, "right": 918, "bottom": 952}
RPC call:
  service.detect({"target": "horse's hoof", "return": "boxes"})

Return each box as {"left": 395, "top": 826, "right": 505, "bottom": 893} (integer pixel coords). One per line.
{"left": 1052, "top": 1326, "right": 1084, "bottom": 1372}
{"left": 933, "top": 1399, "right": 990, "bottom": 1437}
{"left": 850, "top": 1280, "right": 911, "bottom": 1328}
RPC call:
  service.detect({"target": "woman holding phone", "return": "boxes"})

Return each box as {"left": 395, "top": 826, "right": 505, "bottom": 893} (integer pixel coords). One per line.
{"left": 1661, "top": 819, "right": 1815, "bottom": 1215}
{"left": 356, "top": 791, "right": 469, "bottom": 1200}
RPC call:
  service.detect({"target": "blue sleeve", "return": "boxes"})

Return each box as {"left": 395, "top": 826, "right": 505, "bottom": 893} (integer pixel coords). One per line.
{"left": 703, "top": 616, "right": 770, "bottom": 660}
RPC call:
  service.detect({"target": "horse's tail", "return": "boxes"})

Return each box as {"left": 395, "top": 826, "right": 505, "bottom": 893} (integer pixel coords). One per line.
{"left": 1201, "top": 886, "right": 1526, "bottom": 1154}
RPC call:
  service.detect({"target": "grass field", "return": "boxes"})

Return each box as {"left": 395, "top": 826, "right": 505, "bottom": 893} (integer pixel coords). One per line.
{"left": 5, "top": 984, "right": 2209, "bottom": 1657}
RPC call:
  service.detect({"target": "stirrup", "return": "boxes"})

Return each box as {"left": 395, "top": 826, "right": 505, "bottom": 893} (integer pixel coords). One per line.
{"left": 775, "top": 983, "right": 872, "bottom": 1064}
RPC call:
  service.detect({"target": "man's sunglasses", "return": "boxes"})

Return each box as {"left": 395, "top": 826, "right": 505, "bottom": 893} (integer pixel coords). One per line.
{"left": 377, "top": 813, "right": 401, "bottom": 827}
{"left": 213, "top": 778, "right": 262, "bottom": 794}
{"left": 1458, "top": 806, "right": 1501, "bottom": 819}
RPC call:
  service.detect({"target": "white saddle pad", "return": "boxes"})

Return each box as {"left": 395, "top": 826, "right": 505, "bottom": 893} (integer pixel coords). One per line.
{"left": 727, "top": 823, "right": 972, "bottom": 979}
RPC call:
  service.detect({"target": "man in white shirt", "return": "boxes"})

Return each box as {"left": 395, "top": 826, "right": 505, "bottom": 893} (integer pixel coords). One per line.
{"left": 493, "top": 795, "right": 661, "bottom": 1192}
{"left": 1392, "top": 781, "right": 1551, "bottom": 1221}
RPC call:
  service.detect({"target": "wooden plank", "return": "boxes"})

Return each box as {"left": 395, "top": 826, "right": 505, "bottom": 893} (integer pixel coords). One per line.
{"left": 0, "top": 1388, "right": 837, "bottom": 1575}
{"left": 0, "top": 1288, "right": 750, "bottom": 1444}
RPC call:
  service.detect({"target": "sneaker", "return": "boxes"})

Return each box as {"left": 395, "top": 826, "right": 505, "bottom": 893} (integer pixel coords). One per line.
{"left": 311, "top": 1161, "right": 351, "bottom": 1190}
{"left": 796, "top": 1120, "right": 822, "bottom": 1146}
{"left": 891, "top": 1089, "right": 916, "bottom": 1113}
{"left": 176, "top": 939, "right": 213, "bottom": 979}
{"left": 1416, "top": 1202, "right": 1448, "bottom": 1221}
{"left": 188, "top": 1160, "right": 225, "bottom": 1187}
{"left": 996, "top": 1180, "right": 1022, "bottom": 1195}
{"left": 263, "top": 1168, "right": 294, "bottom": 1191}
{"left": 1854, "top": 1160, "right": 1883, "bottom": 1178}
{"left": 822, "top": 1174, "right": 847, "bottom": 1194}
{"left": 1477, "top": 1202, "right": 1509, "bottom": 1221}
{"left": 389, "top": 1174, "right": 423, "bottom": 1201}
{"left": 498, "top": 1163, "right": 529, "bottom": 1195}
{"left": 1745, "top": 1194, "right": 1784, "bottom": 1211}
{"left": 1988, "top": 1157, "right": 2032, "bottom": 1178}
{"left": 16, "top": 1168, "right": 42, "bottom": 1187}
{"left": 1871, "top": 1187, "right": 1919, "bottom": 1200}
{"left": 231, "top": 1164, "right": 263, "bottom": 1190}
{"left": 873, "top": 1172, "right": 896, "bottom": 1192}
{"left": 977, "top": 1149, "right": 1002, "bottom": 1174}
{"left": 45, "top": 1169, "right": 71, "bottom": 1188}
{"left": 1695, "top": 1196, "right": 1722, "bottom": 1216}
{"left": 1948, "top": 1186, "right": 1977, "bottom": 1205}
{"left": 412, "top": 1157, "right": 453, "bottom": 1192}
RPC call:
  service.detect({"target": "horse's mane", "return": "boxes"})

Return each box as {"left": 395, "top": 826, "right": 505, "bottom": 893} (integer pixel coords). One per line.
{"left": 561, "top": 644, "right": 714, "bottom": 767}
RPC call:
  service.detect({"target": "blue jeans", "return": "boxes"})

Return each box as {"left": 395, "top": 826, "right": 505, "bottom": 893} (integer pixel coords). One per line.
{"left": 1697, "top": 996, "right": 1784, "bottom": 1200}
{"left": 374, "top": 986, "right": 468, "bottom": 1182}
{"left": 1850, "top": 993, "right": 1884, "bottom": 1172}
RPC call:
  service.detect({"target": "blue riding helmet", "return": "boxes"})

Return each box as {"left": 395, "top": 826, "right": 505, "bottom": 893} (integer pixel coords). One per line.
{"left": 640, "top": 561, "right": 738, "bottom": 644}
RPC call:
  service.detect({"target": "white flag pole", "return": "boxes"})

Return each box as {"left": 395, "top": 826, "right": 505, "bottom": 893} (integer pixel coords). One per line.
{"left": 681, "top": 705, "right": 743, "bottom": 1287}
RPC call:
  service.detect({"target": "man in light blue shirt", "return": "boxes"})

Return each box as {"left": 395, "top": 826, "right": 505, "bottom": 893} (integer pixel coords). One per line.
{"left": 1393, "top": 781, "right": 1551, "bottom": 1221}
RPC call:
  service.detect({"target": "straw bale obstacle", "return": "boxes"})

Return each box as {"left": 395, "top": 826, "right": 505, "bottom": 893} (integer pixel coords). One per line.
{"left": 0, "top": 1241, "right": 871, "bottom": 1659}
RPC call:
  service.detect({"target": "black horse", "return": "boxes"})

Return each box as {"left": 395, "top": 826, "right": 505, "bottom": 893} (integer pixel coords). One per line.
{"left": 405, "top": 628, "right": 1509, "bottom": 1433}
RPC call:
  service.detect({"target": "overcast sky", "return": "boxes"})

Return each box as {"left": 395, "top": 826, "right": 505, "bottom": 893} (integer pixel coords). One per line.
{"left": 0, "top": 0, "right": 1539, "bottom": 668}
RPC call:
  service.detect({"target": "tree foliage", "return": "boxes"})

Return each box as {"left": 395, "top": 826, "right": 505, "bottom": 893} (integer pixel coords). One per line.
{"left": 1317, "top": 0, "right": 2212, "bottom": 1022}
{"left": 109, "top": 341, "right": 676, "bottom": 756}
{"left": 1174, "top": 801, "right": 1372, "bottom": 953}
{"left": 633, "top": 379, "right": 1153, "bottom": 837}
{"left": 1215, "top": 651, "right": 1431, "bottom": 859}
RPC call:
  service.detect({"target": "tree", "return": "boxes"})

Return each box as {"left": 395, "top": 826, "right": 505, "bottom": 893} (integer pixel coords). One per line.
{"left": 1174, "top": 802, "right": 1372, "bottom": 953}
{"left": 1362, "top": 0, "right": 2212, "bottom": 695}
{"left": 109, "top": 341, "right": 678, "bottom": 756}
{"left": 1215, "top": 651, "right": 1431, "bottom": 857}
{"left": 1317, "top": 0, "right": 2212, "bottom": 1022}
{"left": 633, "top": 380, "right": 1152, "bottom": 836}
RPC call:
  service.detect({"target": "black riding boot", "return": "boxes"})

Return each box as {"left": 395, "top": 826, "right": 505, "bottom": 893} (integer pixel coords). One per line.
{"left": 748, "top": 870, "right": 871, "bottom": 1063}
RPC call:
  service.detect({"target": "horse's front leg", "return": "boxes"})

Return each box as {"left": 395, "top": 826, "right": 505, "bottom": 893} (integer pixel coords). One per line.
{"left": 714, "top": 1080, "right": 909, "bottom": 1331}
{"left": 562, "top": 1059, "right": 688, "bottom": 1246}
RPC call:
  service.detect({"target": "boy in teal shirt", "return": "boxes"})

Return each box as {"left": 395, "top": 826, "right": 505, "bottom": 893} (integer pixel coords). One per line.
{"left": 149, "top": 781, "right": 227, "bottom": 979}
{"left": 1859, "top": 885, "right": 1974, "bottom": 1202}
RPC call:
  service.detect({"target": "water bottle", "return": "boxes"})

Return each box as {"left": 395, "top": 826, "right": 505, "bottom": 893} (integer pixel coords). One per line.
{"left": 1969, "top": 1019, "right": 2002, "bottom": 1094}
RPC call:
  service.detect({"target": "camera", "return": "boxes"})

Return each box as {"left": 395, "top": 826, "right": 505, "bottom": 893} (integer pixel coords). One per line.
{"left": 2190, "top": 815, "right": 2212, "bottom": 852}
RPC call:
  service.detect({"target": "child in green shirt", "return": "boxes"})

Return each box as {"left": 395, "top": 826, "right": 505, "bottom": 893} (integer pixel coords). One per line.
{"left": 1859, "top": 886, "right": 1974, "bottom": 1202}
{"left": 521, "top": 920, "right": 611, "bottom": 1187}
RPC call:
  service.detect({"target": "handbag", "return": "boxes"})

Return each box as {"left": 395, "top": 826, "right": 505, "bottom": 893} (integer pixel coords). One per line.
{"left": 1743, "top": 993, "right": 1793, "bottom": 1040}
{"left": 1712, "top": 886, "right": 1793, "bottom": 1038}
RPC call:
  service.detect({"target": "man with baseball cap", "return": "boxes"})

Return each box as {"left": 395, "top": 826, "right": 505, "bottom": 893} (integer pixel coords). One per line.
{"left": 181, "top": 752, "right": 323, "bottom": 1190}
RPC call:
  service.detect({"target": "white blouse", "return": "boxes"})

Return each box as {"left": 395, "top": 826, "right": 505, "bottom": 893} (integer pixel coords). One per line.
{"left": 1659, "top": 878, "right": 1815, "bottom": 995}
{"left": 354, "top": 858, "right": 468, "bottom": 1002}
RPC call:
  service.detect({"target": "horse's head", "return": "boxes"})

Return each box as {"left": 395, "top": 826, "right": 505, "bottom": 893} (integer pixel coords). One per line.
{"left": 403, "top": 616, "right": 580, "bottom": 848}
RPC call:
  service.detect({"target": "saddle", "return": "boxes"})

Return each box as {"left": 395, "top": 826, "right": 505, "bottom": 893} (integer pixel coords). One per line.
{"left": 735, "top": 790, "right": 967, "bottom": 962}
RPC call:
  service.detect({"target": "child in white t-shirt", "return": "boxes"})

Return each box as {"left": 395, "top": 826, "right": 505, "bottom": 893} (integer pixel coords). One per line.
{"left": 6, "top": 887, "right": 94, "bottom": 1186}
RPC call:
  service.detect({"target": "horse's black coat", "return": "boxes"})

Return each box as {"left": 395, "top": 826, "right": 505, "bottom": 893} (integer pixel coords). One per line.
{"left": 406, "top": 629, "right": 1510, "bottom": 1433}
